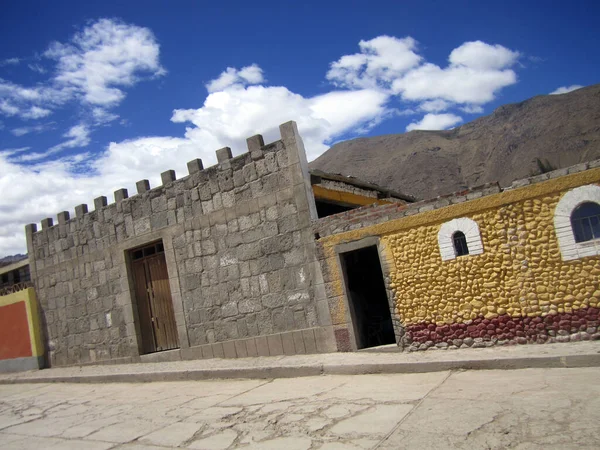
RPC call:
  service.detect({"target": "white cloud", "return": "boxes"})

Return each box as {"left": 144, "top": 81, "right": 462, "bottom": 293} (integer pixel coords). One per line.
{"left": 0, "top": 147, "right": 30, "bottom": 157}
{"left": 0, "top": 19, "right": 163, "bottom": 125}
{"left": 206, "top": 64, "right": 264, "bottom": 93}
{"left": 45, "top": 18, "right": 165, "bottom": 106}
{"left": 406, "top": 113, "right": 463, "bottom": 131}
{"left": 0, "top": 58, "right": 20, "bottom": 66}
{"left": 419, "top": 99, "right": 450, "bottom": 113}
{"left": 327, "top": 36, "right": 421, "bottom": 90}
{"left": 21, "top": 106, "right": 52, "bottom": 119}
{"left": 0, "top": 33, "right": 524, "bottom": 256}
{"left": 448, "top": 41, "right": 520, "bottom": 70}
{"left": 28, "top": 63, "right": 47, "bottom": 74}
{"left": 460, "top": 104, "right": 484, "bottom": 114}
{"left": 170, "top": 80, "right": 389, "bottom": 160}
{"left": 92, "top": 107, "right": 119, "bottom": 124}
{"left": 392, "top": 63, "right": 517, "bottom": 105}
{"left": 550, "top": 84, "right": 583, "bottom": 95}
{"left": 14, "top": 124, "right": 90, "bottom": 162}
{"left": 11, "top": 123, "right": 54, "bottom": 136}
{"left": 328, "top": 37, "right": 519, "bottom": 132}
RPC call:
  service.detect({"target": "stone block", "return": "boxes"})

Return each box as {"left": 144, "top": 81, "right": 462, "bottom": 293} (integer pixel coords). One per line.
{"left": 246, "top": 134, "right": 264, "bottom": 156}
{"left": 181, "top": 346, "right": 204, "bottom": 361}
{"left": 234, "top": 339, "right": 248, "bottom": 358}
{"left": 292, "top": 330, "right": 307, "bottom": 354}
{"left": 302, "top": 329, "right": 317, "bottom": 354}
{"left": 267, "top": 333, "right": 284, "bottom": 356}
{"left": 94, "top": 196, "right": 108, "bottom": 210}
{"left": 136, "top": 179, "right": 150, "bottom": 193}
{"left": 315, "top": 326, "right": 337, "bottom": 353}
{"left": 223, "top": 340, "right": 237, "bottom": 358}
{"left": 114, "top": 188, "right": 128, "bottom": 203}
{"left": 212, "top": 342, "right": 225, "bottom": 359}
{"left": 216, "top": 146, "right": 233, "bottom": 163}
{"left": 245, "top": 338, "right": 258, "bottom": 357}
{"left": 187, "top": 158, "right": 204, "bottom": 174}
{"left": 255, "top": 335, "right": 270, "bottom": 356}
{"left": 75, "top": 204, "right": 88, "bottom": 217}
{"left": 25, "top": 223, "right": 37, "bottom": 234}
{"left": 281, "top": 331, "right": 296, "bottom": 355}
{"left": 201, "top": 344, "right": 214, "bottom": 359}
{"left": 41, "top": 217, "right": 54, "bottom": 229}
{"left": 161, "top": 170, "right": 177, "bottom": 185}
{"left": 57, "top": 211, "right": 70, "bottom": 224}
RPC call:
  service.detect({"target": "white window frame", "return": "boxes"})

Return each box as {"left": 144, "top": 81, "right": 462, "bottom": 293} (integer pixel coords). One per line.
{"left": 438, "top": 217, "right": 484, "bottom": 261}
{"left": 554, "top": 184, "right": 600, "bottom": 261}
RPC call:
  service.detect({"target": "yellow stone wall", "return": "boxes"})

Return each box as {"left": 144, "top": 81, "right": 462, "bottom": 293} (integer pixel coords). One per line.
{"left": 316, "top": 167, "right": 600, "bottom": 349}
{"left": 385, "top": 191, "right": 600, "bottom": 326}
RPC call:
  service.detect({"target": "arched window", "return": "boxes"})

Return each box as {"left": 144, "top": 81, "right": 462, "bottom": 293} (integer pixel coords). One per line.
{"left": 570, "top": 202, "right": 600, "bottom": 243}
{"left": 554, "top": 185, "right": 600, "bottom": 260}
{"left": 438, "top": 217, "right": 484, "bottom": 261}
{"left": 452, "top": 231, "right": 469, "bottom": 256}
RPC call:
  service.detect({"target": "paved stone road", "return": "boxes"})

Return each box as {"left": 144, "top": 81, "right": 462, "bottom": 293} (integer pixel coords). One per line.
{"left": 1, "top": 368, "right": 599, "bottom": 449}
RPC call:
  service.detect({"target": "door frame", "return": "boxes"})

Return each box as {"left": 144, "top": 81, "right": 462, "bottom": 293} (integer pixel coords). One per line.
{"left": 335, "top": 236, "right": 404, "bottom": 351}
{"left": 129, "top": 240, "right": 180, "bottom": 354}
{"left": 118, "top": 228, "right": 190, "bottom": 357}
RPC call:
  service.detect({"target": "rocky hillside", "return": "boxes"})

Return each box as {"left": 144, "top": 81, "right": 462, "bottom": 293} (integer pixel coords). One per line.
{"left": 0, "top": 254, "right": 27, "bottom": 268}
{"left": 310, "top": 84, "right": 600, "bottom": 200}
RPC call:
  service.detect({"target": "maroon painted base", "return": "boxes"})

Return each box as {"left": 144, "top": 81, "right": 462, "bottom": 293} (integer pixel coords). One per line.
{"left": 406, "top": 307, "right": 600, "bottom": 347}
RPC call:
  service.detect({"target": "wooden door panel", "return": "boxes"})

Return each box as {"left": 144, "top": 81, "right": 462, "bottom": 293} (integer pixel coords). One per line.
{"left": 132, "top": 260, "right": 156, "bottom": 354}
{"left": 147, "top": 255, "right": 179, "bottom": 351}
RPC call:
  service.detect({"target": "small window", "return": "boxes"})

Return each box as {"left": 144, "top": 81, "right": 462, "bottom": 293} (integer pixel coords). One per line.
{"left": 452, "top": 231, "right": 469, "bottom": 256}
{"left": 554, "top": 185, "right": 600, "bottom": 261}
{"left": 571, "top": 202, "right": 600, "bottom": 243}
{"left": 438, "top": 217, "right": 484, "bottom": 261}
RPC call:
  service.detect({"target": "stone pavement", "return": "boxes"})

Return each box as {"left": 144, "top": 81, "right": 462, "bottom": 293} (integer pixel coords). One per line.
{"left": 1, "top": 341, "right": 600, "bottom": 384}
{"left": 1, "top": 367, "right": 599, "bottom": 449}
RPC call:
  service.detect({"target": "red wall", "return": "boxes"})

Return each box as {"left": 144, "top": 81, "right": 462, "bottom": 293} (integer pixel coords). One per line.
{"left": 0, "top": 301, "right": 32, "bottom": 360}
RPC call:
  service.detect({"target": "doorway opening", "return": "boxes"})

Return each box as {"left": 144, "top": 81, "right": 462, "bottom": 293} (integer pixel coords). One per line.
{"left": 130, "top": 241, "right": 179, "bottom": 354}
{"left": 341, "top": 245, "right": 396, "bottom": 349}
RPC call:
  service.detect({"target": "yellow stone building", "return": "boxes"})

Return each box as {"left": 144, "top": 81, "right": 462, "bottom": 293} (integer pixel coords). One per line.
{"left": 314, "top": 161, "right": 600, "bottom": 351}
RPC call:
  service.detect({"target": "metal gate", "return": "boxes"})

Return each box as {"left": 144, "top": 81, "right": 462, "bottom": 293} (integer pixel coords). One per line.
{"left": 130, "top": 241, "right": 179, "bottom": 353}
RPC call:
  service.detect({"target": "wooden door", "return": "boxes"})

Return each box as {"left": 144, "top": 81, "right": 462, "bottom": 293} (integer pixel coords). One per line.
{"left": 131, "top": 242, "right": 179, "bottom": 353}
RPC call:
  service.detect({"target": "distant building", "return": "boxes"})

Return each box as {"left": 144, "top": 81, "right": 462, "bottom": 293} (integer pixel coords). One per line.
{"left": 0, "top": 258, "right": 30, "bottom": 293}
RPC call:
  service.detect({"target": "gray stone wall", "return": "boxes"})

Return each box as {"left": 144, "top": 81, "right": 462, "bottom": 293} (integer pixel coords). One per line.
{"left": 26, "top": 122, "right": 335, "bottom": 367}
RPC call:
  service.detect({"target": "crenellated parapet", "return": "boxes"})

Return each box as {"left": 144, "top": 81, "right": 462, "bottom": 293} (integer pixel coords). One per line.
{"left": 25, "top": 123, "right": 305, "bottom": 244}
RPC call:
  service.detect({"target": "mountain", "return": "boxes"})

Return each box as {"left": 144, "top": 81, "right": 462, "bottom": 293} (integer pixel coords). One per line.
{"left": 310, "top": 84, "right": 600, "bottom": 200}
{"left": 0, "top": 254, "right": 27, "bottom": 268}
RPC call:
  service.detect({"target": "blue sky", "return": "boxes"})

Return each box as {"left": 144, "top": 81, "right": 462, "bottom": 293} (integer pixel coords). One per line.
{"left": 0, "top": 0, "right": 598, "bottom": 256}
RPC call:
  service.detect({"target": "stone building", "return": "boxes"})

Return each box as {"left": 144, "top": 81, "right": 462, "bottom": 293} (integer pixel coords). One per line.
{"left": 313, "top": 161, "right": 600, "bottom": 351}
{"left": 25, "top": 122, "right": 410, "bottom": 367}
{"left": 25, "top": 121, "right": 600, "bottom": 367}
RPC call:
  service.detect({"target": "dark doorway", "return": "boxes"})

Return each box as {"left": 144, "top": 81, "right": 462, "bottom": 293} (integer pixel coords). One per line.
{"left": 130, "top": 241, "right": 179, "bottom": 354}
{"left": 341, "top": 245, "right": 396, "bottom": 349}
{"left": 315, "top": 199, "right": 355, "bottom": 218}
